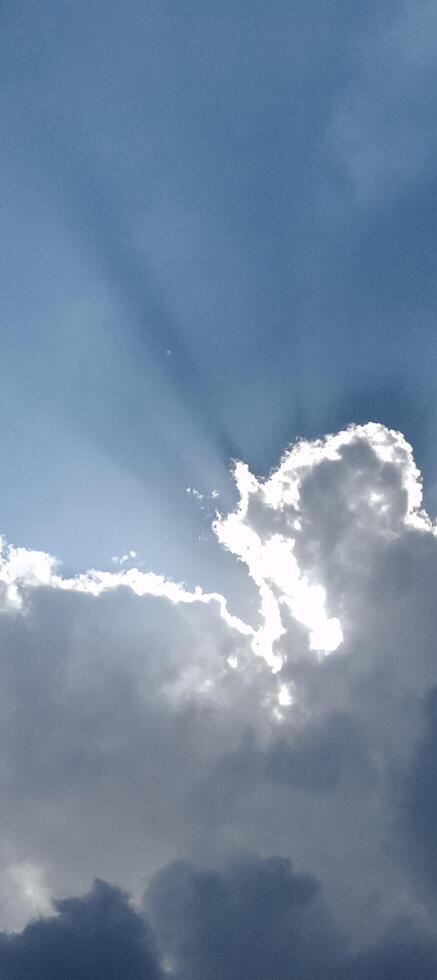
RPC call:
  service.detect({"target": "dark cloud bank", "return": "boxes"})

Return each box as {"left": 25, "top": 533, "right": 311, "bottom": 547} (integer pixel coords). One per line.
{"left": 2, "top": 856, "right": 437, "bottom": 980}
{"left": 1, "top": 424, "right": 437, "bottom": 977}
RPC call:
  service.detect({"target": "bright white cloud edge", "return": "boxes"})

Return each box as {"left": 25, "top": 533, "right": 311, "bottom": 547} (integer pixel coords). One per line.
{"left": 0, "top": 423, "right": 430, "bottom": 670}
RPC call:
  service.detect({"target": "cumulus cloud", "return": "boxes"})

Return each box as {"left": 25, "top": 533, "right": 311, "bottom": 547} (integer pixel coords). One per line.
{"left": 0, "top": 880, "right": 162, "bottom": 980}
{"left": 146, "top": 852, "right": 437, "bottom": 980}
{"left": 0, "top": 423, "right": 437, "bottom": 974}
{"left": 146, "top": 852, "right": 337, "bottom": 980}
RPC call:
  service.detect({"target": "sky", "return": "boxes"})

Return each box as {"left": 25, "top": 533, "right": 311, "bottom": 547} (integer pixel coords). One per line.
{"left": 2, "top": 1, "right": 437, "bottom": 976}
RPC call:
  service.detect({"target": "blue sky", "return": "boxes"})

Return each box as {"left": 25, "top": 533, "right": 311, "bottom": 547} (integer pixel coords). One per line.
{"left": 3, "top": 0, "right": 437, "bottom": 598}
{"left": 3, "top": 5, "right": 437, "bottom": 974}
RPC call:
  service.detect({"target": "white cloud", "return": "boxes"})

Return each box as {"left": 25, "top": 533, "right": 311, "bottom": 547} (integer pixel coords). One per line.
{"left": 3, "top": 862, "right": 52, "bottom": 921}
{"left": 0, "top": 423, "right": 436, "bottom": 945}
{"left": 214, "top": 422, "right": 427, "bottom": 667}
{"left": 111, "top": 550, "right": 137, "bottom": 566}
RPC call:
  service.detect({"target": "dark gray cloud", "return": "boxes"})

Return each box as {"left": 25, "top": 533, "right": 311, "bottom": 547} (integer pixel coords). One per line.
{"left": 148, "top": 855, "right": 437, "bottom": 980}
{"left": 147, "top": 853, "right": 339, "bottom": 980}
{"left": 346, "top": 927, "right": 437, "bottom": 980}
{"left": 2, "top": 855, "right": 437, "bottom": 980}
{"left": 0, "top": 880, "right": 162, "bottom": 980}
{"left": 396, "top": 685, "right": 437, "bottom": 895}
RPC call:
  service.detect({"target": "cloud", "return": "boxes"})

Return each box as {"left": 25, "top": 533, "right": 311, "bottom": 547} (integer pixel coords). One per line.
{"left": 0, "top": 421, "right": 436, "bottom": 965}
{"left": 214, "top": 421, "right": 425, "bottom": 668}
{"left": 347, "top": 924, "right": 437, "bottom": 980}
{"left": 146, "top": 853, "right": 337, "bottom": 980}
{"left": 2, "top": 854, "right": 437, "bottom": 980}
{"left": 397, "top": 685, "right": 437, "bottom": 893}
{"left": 0, "top": 880, "right": 162, "bottom": 980}
{"left": 0, "top": 541, "right": 269, "bottom": 929}
{"left": 147, "top": 852, "right": 437, "bottom": 980}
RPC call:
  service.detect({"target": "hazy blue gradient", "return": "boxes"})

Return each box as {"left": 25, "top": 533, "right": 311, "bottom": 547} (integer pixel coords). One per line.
{"left": 2, "top": 1, "right": 437, "bottom": 606}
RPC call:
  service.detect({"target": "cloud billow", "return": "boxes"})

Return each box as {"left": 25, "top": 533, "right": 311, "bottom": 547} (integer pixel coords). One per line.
{"left": 1, "top": 857, "right": 437, "bottom": 980}
{"left": 0, "top": 424, "right": 436, "bottom": 975}
{"left": 0, "top": 880, "right": 162, "bottom": 980}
